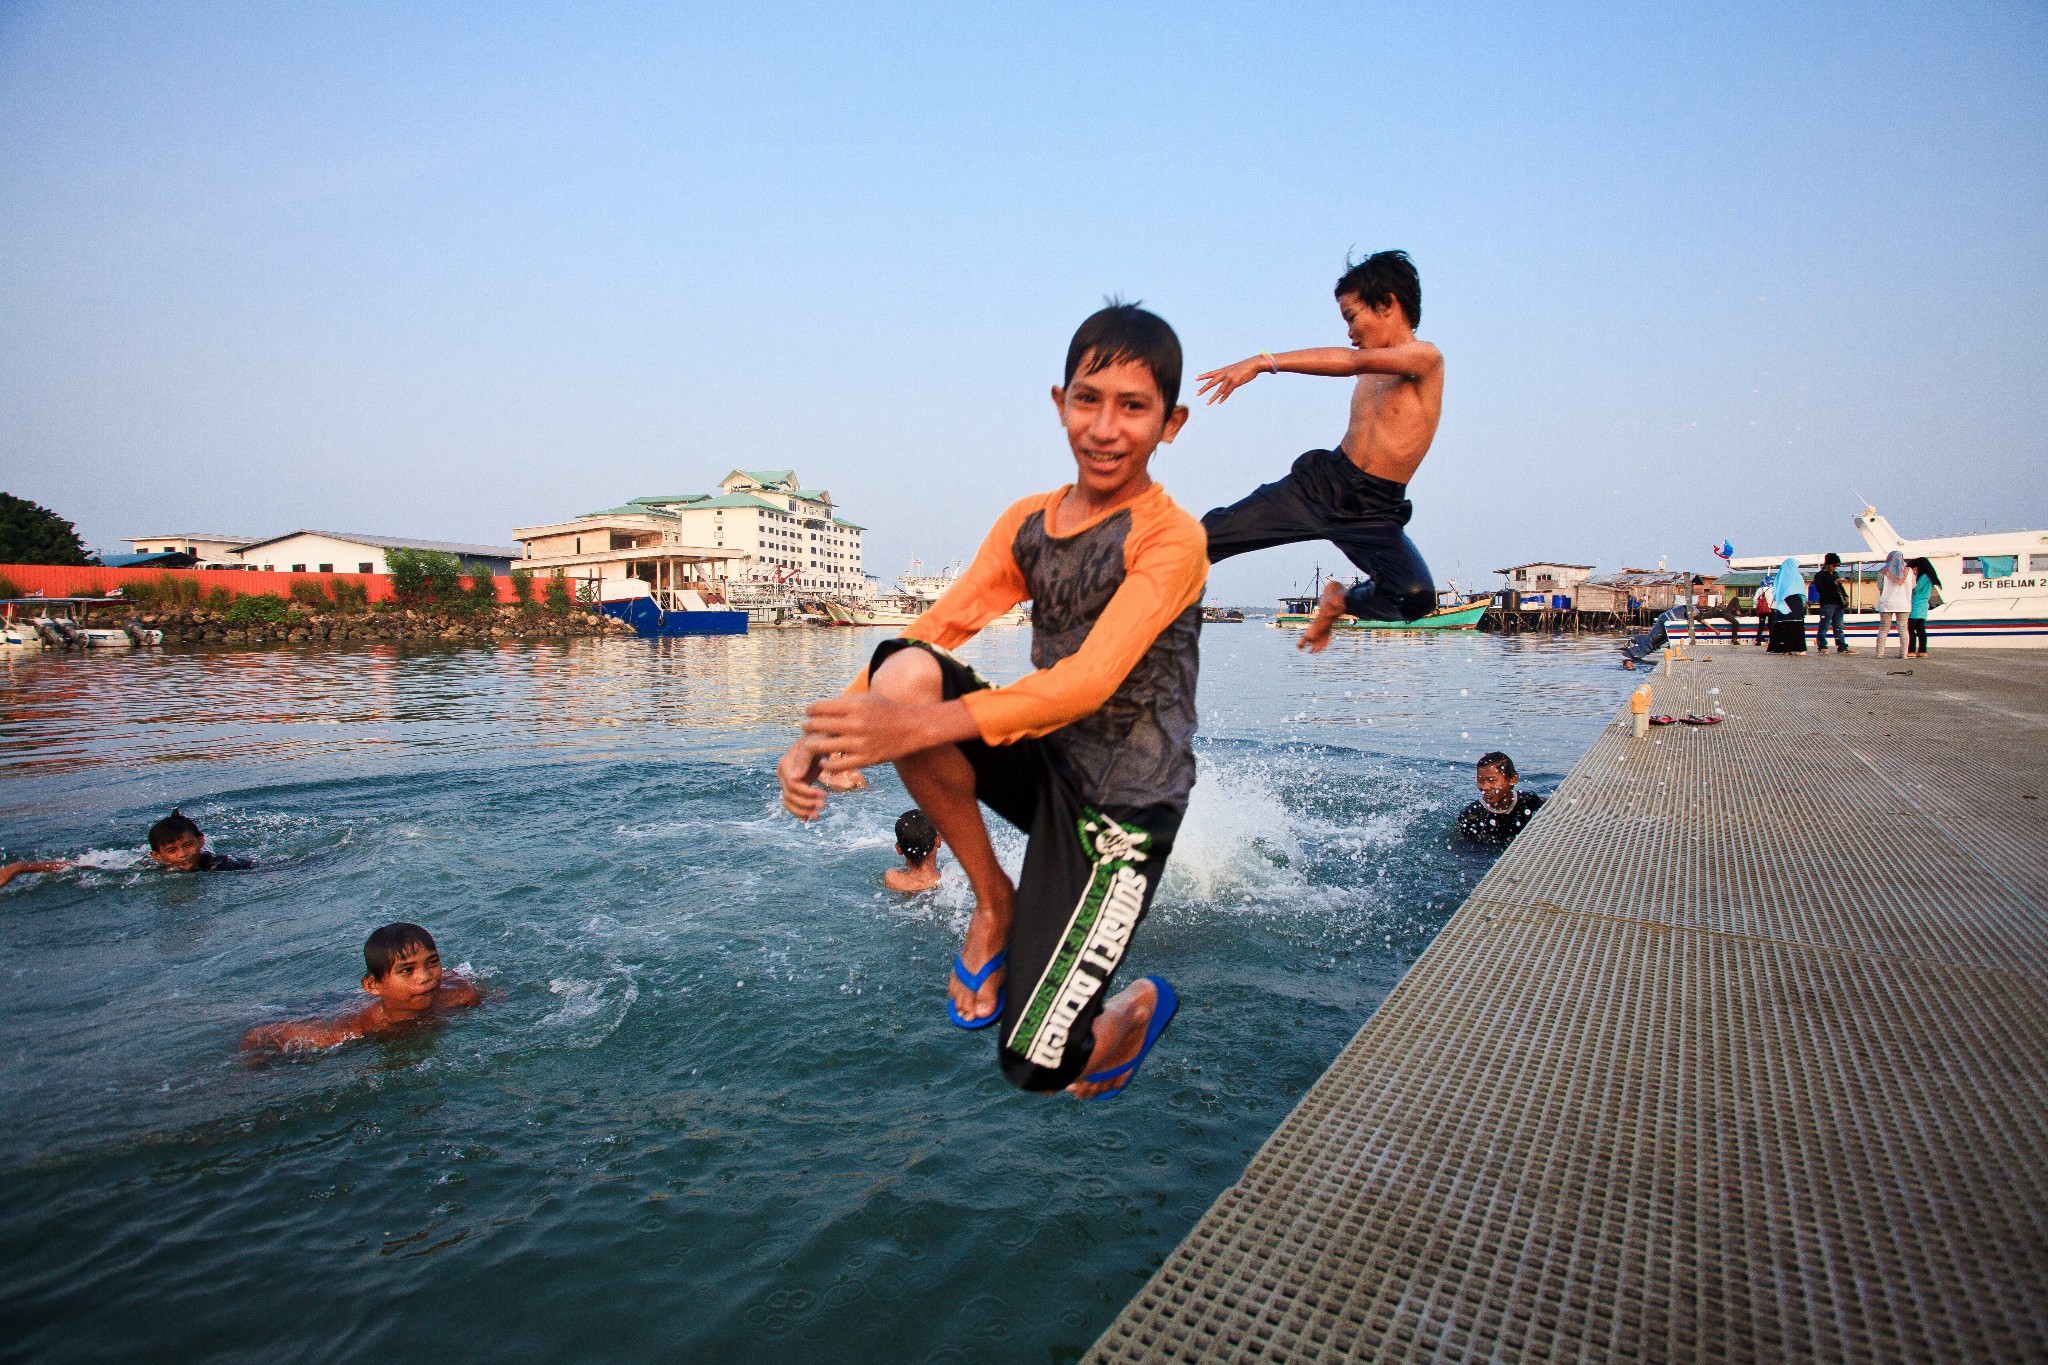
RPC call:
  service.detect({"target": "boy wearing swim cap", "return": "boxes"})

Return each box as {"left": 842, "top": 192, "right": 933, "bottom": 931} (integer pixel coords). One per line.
{"left": 241, "top": 922, "right": 480, "bottom": 1052}
{"left": 779, "top": 303, "right": 1205, "bottom": 1100}
{"left": 1196, "top": 250, "right": 1444, "bottom": 651}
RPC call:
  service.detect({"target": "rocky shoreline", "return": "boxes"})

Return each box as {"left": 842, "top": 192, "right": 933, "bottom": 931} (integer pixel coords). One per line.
{"left": 125, "top": 604, "right": 638, "bottom": 646}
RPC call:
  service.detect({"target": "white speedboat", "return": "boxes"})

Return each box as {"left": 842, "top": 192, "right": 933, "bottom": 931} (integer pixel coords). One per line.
{"left": 1728, "top": 507, "right": 2047, "bottom": 648}
{"left": 2, "top": 598, "right": 163, "bottom": 650}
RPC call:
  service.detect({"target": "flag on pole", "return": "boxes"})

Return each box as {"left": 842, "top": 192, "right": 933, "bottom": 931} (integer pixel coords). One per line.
{"left": 1712, "top": 540, "right": 1733, "bottom": 563}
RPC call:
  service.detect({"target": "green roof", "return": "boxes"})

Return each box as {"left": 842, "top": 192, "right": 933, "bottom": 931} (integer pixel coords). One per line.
{"left": 630, "top": 493, "right": 710, "bottom": 506}
{"left": 832, "top": 517, "right": 865, "bottom": 530}
{"left": 738, "top": 469, "right": 795, "bottom": 488}
{"left": 688, "top": 492, "right": 784, "bottom": 511}
{"left": 577, "top": 503, "right": 679, "bottom": 519}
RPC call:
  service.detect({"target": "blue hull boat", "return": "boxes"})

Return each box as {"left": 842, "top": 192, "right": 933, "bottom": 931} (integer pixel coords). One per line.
{"left": 600, "top": 600, "right": 748, "bottom": 636}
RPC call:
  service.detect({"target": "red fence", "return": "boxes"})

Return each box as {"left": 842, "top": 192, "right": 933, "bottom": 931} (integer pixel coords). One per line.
{"left": 0, "top": 563, "right": 530, "bottom": 605}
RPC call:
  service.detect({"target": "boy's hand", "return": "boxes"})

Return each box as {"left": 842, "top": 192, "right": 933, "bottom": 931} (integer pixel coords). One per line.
{"left": 1195, "top": 358, "right": 1267, "bottom": 405}
{"left": 800, "top": 694, "right": 978, "bottom": 772}
{"left": 777, "top": 740, "right": 829, "bottom": 821}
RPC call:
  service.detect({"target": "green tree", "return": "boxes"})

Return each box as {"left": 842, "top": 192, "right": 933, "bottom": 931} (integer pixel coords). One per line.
{"left": 0, "top": 494, "right": 94, "bottom": 565}
{"left": 508, "top": 565, "right": 534, "bottom": 604}
{"left": 544, "top": 569, "right": 572, "bottom": 615}
{"left": 466, "top": 564, "right": 500, "bottom": 613}
{"left": 419, "top": 551, "right": 464, "bottom": 609}
{"left": 387, "top": 547, "right": 429, "bottom": 607}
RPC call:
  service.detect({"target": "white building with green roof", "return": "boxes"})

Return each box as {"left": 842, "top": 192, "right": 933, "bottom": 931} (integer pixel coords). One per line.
{"left": 511, "top": 469, "right": 866, "bottom": 601}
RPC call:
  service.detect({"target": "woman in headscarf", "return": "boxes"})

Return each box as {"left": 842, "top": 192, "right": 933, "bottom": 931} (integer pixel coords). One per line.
{"left": 1906, "top": 556, "right": 1941, "bottom": 657}
{"left": 1874, "top": 550, "right": 1915, "bottom": 660}
{"left": 1765, "top": 557, "right": 1808, "bottom": 654}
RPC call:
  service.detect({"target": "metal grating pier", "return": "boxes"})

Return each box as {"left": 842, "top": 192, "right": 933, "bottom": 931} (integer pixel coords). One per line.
{"left": 1088, "top": 649, "right": 2048, "bottom": 1362}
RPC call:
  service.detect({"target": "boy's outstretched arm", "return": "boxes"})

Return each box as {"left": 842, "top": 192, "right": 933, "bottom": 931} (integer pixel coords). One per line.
{"left": 1197, "top": 341, "right": 1442, "bottom": 403}
{"left": 241, "top": 1017, "right": 363, "bottom": 1052}
{"left": 0, "top": 860, "right": 70, "bottom": 890}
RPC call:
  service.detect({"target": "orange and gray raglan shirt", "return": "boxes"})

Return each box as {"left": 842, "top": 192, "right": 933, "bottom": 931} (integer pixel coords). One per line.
{"left": 859, "top": 482, "right": 1209, "bottom": 821}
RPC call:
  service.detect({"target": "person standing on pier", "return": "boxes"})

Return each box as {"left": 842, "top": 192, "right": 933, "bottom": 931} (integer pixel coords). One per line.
{"left": 1194, "top": 250, "right": 1442, "bottom": 652}
{"left": 1765, "top": 558, "right": 1808, "bottom": 654}
{"left": 1812, "top": 552, "right": 1852, "bottom": 654}
{"left": 1874, "top": 551, "right": 1915, "bottom": 660}
{"left": 1907, "top": 557, "right": 1941, "bottom": 657}
{"left": 778, "top": 303, "right": 1205, "bottom": 1101}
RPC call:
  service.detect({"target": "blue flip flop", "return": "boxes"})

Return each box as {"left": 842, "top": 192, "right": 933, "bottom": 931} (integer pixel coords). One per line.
{"left": 1081, "top": 976, "right": 1178, "bottom": 1101}
{"left": 948, "top": 950, "right": 1006, "bottom": 1030}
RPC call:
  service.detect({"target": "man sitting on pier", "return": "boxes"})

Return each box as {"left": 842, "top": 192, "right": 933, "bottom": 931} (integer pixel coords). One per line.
{"left": 1193, "top": 250, "right": 1443, "bottom": 651}
{"left": 777, "top": 303, "right": 1206, "bottom": 1100}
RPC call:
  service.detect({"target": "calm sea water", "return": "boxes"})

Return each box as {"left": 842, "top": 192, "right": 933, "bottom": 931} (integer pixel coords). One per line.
{"left": 0, "top": 626, "right": 1628, "bottom": 1364}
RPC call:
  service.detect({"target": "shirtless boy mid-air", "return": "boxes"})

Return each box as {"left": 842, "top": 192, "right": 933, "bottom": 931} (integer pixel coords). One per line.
{"left": 1196, "top": 249, "right": 1444, "bottom": 651}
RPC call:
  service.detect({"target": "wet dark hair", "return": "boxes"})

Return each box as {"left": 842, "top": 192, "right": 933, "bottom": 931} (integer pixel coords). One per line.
{"left": 364, "top": 922, "right": 438, "bottom": 979}
{"left": 1476, "top": 751, "right": 1518, "bottom": 778}
{"left": 1063, "top": 302, "right": 1183, "bottom": 411}
{"left": 148, "top": 810, "right": 202, "bottom": 850}
{"left": 895, "top": 809, "right": 937, "bottom": 862}
{"left": 1907, "top": 556, "right": 1941, "bottom": 587}
{"left": 1334, "top": 250, "right": 1421, "bottom": 328}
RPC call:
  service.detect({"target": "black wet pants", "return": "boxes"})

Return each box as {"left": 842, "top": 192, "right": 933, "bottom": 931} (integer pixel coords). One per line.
{"left": 1201, "top": 448, "right": 1435, "bottom": 622}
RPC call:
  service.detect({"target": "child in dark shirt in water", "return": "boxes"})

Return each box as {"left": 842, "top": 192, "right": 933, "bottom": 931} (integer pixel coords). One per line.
{"left": 242, "top": 922, "right": 480, "bottom": 1052}
{"left": 1457, "top": 752, "right": 1545, "bottom": 846}
{"left": 148, "top": 811, "right": 255, "bottom": 872}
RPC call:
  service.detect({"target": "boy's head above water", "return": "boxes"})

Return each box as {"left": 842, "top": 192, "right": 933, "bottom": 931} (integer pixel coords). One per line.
{"left": 147, "top": 810, "right": 207, "bottom": 870}
{"left": 1475, "top": 751, "right": 1521, "bottom": 808}
{"left": 362, "top": 922, "right": 444, "bottom": 1015}
{"left": 1054, "top": 303, "right": 1190, "bottom": 500}
{"left": 895, "top": 809, "right": 939, "bottom": 865}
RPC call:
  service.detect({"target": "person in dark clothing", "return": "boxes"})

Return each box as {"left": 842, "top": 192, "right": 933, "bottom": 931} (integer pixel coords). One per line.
{"left": 1456, "top": 752, "right": 1545, "bottom": 846}
{"left": 1812, "top": 552, "right": 1852, "bottom": 653}
{"left": 1764, "top": 558, "right": 1808, "bottom": 654}
{"left": 147, "top": 811, "right": 255, "bottom": 872}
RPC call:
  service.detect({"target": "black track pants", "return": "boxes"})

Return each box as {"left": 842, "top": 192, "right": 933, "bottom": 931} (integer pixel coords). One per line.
{"left": 869, "top": 639, "right": 1177, "bottom": 1092}
{"left": 1201, "top": 448, "right": 1435, "bottom": 622}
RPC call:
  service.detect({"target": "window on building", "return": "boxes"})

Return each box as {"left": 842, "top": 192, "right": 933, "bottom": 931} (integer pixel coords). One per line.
{"left": 359, "top": 563, "right": 374, "bottom": 574}
{"left": 2031, "top": 554, "right": 2048, "bottom": 573}
{"left": 291, "top": 563, "right": 307, "bottom": 573}
{"left": 263, "top": 564, "right": 275, "bottom": 572}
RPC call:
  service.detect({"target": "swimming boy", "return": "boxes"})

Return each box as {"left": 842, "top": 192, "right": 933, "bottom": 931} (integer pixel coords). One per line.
{"left": 1456, "top": 752, "right": 1545, "bottom": 846}
{"left": 885, "top": 809, "right": 944, "bottom": 892}
{"left": 241, "top": 922, "right": 480, "bottom": 1052}
{"left": 148, "top": 811, "right": 254, "bottom": 872}
{"left": 778, "top": 303, "right": 1206, "bottom": 1099}
{"left": 1195, "top": 250, "right": 1443, "bottom": 651}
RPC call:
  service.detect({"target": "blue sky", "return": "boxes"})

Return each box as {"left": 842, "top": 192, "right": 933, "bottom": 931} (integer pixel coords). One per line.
{"left": 2, "top": 2, "right": 2044, "bottom": 602}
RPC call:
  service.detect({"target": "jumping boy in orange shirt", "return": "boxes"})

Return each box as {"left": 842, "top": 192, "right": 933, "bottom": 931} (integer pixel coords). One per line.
{"left": 779, "top": 304, "right": 1206, "bottom": 1100}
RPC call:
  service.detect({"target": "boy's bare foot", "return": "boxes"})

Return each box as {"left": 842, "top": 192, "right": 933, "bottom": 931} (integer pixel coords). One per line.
{"left": 1297, "top": 580, "right": 1349, "bottom": 653}
{"left": 948, "top": 897, "right": 1011, "bottom": 1026}
{"left": 1067, "top": 978, "right": 1159, "bottom": 1098}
